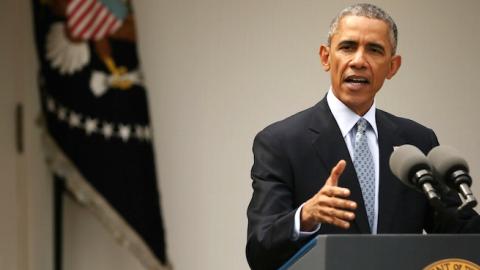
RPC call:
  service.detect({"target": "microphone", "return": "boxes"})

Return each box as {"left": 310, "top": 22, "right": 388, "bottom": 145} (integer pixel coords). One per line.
{"left": 389, "top": 145, "right": 442, "bottom": 208}
{"left": 427, "top": 145, "right": 477, "bottom": 210}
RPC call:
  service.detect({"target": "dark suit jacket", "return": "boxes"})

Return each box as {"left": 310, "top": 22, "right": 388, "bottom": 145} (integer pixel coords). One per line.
{"left": 246, "top": 98, "right": 480, "bottom": 270}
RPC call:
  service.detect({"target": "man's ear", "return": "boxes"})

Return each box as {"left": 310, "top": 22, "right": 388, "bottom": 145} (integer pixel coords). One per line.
{"left": 319, "top": 45, "right": 330, "bottom": 71}
{"left": 386, "top": 55, "right": 402, "bottom": 79}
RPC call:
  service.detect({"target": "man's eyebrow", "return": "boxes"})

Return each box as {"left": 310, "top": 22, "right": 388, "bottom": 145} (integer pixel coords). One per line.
{"left": 367, "top": 42, "right": 386, "bottom": 53}
{"left": 337, "top": 40, "right": 357, "bottom": 47}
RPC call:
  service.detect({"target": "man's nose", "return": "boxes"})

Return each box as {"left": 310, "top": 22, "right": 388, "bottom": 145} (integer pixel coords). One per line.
{"left": 349, "top": 50, "right": 367, "bottom": 69}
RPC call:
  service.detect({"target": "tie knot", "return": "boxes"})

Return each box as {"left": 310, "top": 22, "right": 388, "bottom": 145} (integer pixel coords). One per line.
{"left": 356, "top": 118, "right": 368, "bottom": 134}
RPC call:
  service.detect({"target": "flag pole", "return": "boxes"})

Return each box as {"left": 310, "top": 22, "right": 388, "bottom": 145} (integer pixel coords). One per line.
{"left": 54, "top": 175, "right": 64, "bottom": 270}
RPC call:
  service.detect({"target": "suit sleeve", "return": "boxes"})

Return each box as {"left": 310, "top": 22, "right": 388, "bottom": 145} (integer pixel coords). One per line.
{"left": 246, "top": 129, "right": 313, "bottom": 270}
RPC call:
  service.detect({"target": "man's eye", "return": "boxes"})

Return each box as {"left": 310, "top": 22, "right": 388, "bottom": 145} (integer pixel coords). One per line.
{"left": 340, "top": 45, "right": 354, "bottom": 51}
{"left": 369, "top": 47, "right": 384, "bottom": 54}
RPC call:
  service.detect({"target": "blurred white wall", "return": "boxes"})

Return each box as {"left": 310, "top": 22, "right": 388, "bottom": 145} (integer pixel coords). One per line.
{"left": 135, "top": 1, "right": 480, "bottom": 269}
{"left": 2, "top": 1, "right": 480, "bottom": 270}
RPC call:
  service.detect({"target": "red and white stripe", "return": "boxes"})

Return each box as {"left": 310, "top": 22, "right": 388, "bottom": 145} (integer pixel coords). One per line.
{"left": 66, "top": 0, "right": 123, "bottom": 40}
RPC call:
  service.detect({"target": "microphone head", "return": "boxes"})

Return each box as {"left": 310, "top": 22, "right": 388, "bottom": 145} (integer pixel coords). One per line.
{"left": 389, "top": 144, "right": 432, "bottom": 190}
{"left": 427, "top": 145, "right": 469, "bottom": 185}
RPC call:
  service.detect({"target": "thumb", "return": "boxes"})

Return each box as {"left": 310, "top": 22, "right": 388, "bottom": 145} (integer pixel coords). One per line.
{"left": 325, "top": 160, "right": 346, "bottom": 187}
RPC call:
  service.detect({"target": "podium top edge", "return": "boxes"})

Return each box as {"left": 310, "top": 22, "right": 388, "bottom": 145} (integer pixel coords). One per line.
{"left": 317, "top": 234, "right": 480, "bottom": 238}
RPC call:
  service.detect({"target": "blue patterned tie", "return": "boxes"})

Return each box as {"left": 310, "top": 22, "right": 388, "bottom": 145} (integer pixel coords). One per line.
{"left": 353, "top": 118, "right": 375, "bottom": 231}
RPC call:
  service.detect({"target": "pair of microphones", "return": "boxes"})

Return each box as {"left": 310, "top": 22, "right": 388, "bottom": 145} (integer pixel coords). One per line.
{"left": 389, "top": 145, "right": 477, "bottom": 211}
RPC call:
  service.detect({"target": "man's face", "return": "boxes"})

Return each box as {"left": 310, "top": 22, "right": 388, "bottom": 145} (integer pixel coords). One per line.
{"left": 320, "top": 15, "right": 401, "bottom": 115}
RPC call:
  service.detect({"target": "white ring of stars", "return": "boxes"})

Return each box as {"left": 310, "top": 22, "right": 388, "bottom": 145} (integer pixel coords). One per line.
{"left": 46, "top": 96, "right": 152, "bottom": 143}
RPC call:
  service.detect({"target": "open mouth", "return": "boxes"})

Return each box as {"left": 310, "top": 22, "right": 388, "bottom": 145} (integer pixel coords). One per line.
{"left": 344, "top": 75, "right": 370, "bottom": 84}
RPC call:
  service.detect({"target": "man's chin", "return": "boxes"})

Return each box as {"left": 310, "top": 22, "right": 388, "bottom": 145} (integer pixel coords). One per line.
{"left": 338, "top": 95, "right": 374, "bottom": 115}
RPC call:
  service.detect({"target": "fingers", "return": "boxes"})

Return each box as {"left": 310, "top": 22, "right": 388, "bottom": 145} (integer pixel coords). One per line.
{"left": 325, "top": 195, "right": 357, "bottom": 211}
{"left": 301, "top": 191, "right": 357, "bottom": 230}
{"left": 325, "top": 160, "right": 346, "bottom": 186}
{"left": 323, "top": 216, "right": 352, "bottom": 229}
{"left": 317, "top": 204, "right": 356, "bottom": 229}
{"left": 320, "top": 205, "right": 355, "bottom": 221}
{"left": 321, "top": 185, "right": 351, "bottom": 198}
{"left": 316, "top": 195, "right": 357, "bottom": 224}
{"left": 301, "top": 200, "right": 356, "bottom": 230}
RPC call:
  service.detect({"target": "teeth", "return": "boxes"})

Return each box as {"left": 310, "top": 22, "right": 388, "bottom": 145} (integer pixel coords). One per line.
{"left": 346, "top": 77, "right": 368, "bottom": 83}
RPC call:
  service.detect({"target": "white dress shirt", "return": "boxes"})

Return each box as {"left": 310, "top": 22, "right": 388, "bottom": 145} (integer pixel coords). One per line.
{"left": 293, "top": 89, "right": 380, "bottom": 240}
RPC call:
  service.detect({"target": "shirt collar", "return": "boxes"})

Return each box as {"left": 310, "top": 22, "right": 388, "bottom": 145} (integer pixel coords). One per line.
{"left": 326, "top": 88, "right": 378, "bottom": 138}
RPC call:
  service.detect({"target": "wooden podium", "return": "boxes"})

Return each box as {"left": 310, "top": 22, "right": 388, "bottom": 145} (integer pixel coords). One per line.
{"left": 279, "top": 235, "right": 480, "bottom": 270}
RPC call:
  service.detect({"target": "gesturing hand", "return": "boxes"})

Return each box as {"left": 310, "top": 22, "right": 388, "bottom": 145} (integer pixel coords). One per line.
{"left": 300, "top": 160, "right": 357, "bottom": 231}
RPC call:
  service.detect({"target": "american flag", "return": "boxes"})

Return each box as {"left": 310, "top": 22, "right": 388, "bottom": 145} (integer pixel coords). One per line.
{"left": 66, "top": 0, "right": 126, "bottom": 40}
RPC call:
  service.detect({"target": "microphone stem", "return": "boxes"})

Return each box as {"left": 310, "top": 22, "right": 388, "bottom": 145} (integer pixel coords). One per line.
{"left": 422, "top": 182, "right": 442, "bottom": 209}
{"left": 459, "top": 183, "right": 473, "bottom": 197}
{"left": 459, "top": 183, "right": 477, "bottom": 209}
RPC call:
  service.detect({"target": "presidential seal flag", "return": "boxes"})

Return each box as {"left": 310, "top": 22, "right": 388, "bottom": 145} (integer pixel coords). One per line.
{"left": 31, "top": 0, "right": 169, "bottom": 269}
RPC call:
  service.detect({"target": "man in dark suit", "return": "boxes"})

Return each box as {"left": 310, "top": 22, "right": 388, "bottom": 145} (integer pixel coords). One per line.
{"left": 246, "top": 3, "right": 480, "bottom": 270}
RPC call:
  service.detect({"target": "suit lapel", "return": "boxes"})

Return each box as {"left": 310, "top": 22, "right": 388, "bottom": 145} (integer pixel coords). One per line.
{"left": 376, "top": 110, "right": 407, "bottom": 233}
{"left": 309, "top": 99, "right": 371, "bottom": 233}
